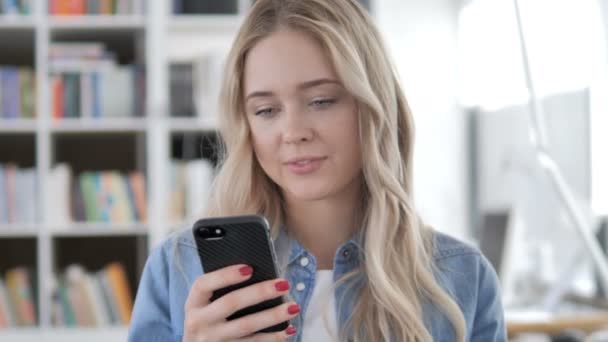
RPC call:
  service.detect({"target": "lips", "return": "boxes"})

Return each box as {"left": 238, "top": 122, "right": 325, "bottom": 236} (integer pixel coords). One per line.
{"left": 285, "top": 156, "right": 327, "bottom": 175}
{"left": 284, "top": 156, "right": 327, "bottom": 165}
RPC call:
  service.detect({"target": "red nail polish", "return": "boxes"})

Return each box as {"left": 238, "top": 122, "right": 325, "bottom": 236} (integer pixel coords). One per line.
{"left": 286, "top": 325, "right": 297, "bottom": 335}
{"left": 287, "top": 304, "right": 300, "bottom": 315}
{"left": 274, "top": 280, "right": 290, "bottom": 291}
{"left": 239, "top": 266, "right": 253, "bottom": 276}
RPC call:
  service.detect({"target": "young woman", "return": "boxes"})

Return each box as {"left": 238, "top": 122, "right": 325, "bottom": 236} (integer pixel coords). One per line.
{"left": 129, "top": 0, "right": 505, "bottom": 341}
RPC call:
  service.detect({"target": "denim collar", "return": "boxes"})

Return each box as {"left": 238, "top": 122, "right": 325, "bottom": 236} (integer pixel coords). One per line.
{"left": 273, "top": 226, "right": 365, "bottom": 270}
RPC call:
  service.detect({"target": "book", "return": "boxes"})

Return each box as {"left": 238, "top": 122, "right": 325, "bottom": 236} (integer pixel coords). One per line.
{"left": 19, "top": 68, "right": 35, "bottom": 118}
{"left": 57, "top": 281, "right": 76, "bottom": 326}
{"left": 109, "top": 171, "right": 132, "bottom": 223}
{"left": 80, "top": 72, "right": 93, "bottom": 118}
{"left": 5, "top": 267, "right": 36, "bottom": 326}
{"left": 105, "top": 262, "right": 132, "bottom": 324}
{"left": 1, "top": 0, "right": 19, "bottom": 15}
{"left": 96, "top": 269, "right": 120, "bottom": 324}
{"left": 48, "top": 163, "right": 72, "bottom": 225}
{"left": 52, "top": 74, "right": 64, "bottom": 119}
{"left": 3, "top": 163, "right": 16, "bottom": 223}
{"left": 185, "top": 159, "right": 214, "bottom": 220}
{"left": 87, "top": 274, "right": 111, "bottom": 325}
{"left": 62, "top": 72, "right": 80, "bottom": 118}
{"left": 65, "top": 264, "right": 95, "bottom": 326}
{"left": 169, "top": 159, "right": 215, "bottom": 223}
{"left": 1, "top": 67, "right": 20, "bottom": 119}
{"left": 79, "top": 172, "right": 100, "bottom": 222}
{"left": 0, "top": 277, "right": 15, "bottom": 327}
{"left": 0, "top": 165, "right": 6, "bottom": 223}
{"left": 128, "top": 171, "right": 147, "bottom": 223}
{"left": 15, "top": 168, "right": 37, "bottom": 224}
{"left": 100, "top": 66, "right": 133, "bottom": 118}
{"left": 170, "top": 63, "right": 195, "bottom": 117}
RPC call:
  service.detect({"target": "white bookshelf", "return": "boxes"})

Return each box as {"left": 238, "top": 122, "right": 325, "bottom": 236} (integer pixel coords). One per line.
{"left": 0, "top": 0, "right": 246, "bottom": 340}
{"left": 169, "top": 14, "right": 244, "bottom": 33}
{"left": 48, "top": 15, "right": 146, "bottom": 30}
{"left": 0, "top": 326, "right": 128, "bottom": 342}
{"left": 0, "top": 119, "right": 38, "bottom": 133}
{"left": 49, "top": 117, "right": 148, "bottom": 133}
{"left": 0, "top": 17, "right": 36, "bottom": 29}
{"left": 167, "top": 116, "right": 219, "bottom": 133}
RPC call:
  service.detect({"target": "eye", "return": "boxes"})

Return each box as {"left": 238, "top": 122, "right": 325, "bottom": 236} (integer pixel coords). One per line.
{"left": 255, "top": 107, "right": 275, "bottom": 117}
{"left": 310, "top": 98, "right": 337, "bottom": 109}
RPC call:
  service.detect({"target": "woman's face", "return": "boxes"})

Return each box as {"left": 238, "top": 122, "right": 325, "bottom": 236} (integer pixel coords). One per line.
{"left": 243, "top": 28, "right": 362, "bottom": 202}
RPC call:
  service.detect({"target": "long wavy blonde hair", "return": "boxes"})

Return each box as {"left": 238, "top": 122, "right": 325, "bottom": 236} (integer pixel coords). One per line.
{"left": 204, "top": 0, "right": 466, "bottom": 340}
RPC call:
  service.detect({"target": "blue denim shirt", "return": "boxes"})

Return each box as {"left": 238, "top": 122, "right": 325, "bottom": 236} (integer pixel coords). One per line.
{"left": 129, "top": 228, "right": 506, "bottom": 341}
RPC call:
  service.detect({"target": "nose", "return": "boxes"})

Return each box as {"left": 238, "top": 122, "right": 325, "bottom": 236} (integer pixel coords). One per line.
{"left": 282, "top": 105, "right": 313, "bottom": 144}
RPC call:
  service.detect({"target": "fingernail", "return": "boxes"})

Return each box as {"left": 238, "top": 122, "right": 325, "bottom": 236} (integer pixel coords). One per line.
{"left": 287, "top": 304, "right": 300, "bottom": 315}
{"left": 274, "top": 280, "right": 290, "bottom": 291}
{"left": 238, "top": 266, "right": 253, "bottom": 276}
{"left": 286, "top": 325, "right": 297, "bottom": 335}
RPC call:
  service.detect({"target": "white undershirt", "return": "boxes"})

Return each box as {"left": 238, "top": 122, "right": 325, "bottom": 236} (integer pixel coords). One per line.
{"left": 302, "top": 270, "right": 339, "bottom": 341}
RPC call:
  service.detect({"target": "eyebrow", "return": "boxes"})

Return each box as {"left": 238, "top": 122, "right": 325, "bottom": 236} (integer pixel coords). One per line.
{"left": 245, "top": 78, "right": 340, "bottom": 102}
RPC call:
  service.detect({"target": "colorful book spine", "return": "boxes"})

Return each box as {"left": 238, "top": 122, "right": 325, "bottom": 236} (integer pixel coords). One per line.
{"left": 5, "top": 267, "right": 36, "bottom": 326}
{"left": 51, "top": 263, "right": 135, "bottom": 327}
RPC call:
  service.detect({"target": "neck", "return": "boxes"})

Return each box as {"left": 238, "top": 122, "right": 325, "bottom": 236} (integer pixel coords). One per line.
{"left": 284, "top": 177, "right": 363, "bottom": 269}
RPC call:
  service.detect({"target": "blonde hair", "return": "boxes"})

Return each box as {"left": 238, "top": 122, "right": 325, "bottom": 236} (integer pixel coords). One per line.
{"left": 204, "top": 0, "right": 466, "bottom": 340}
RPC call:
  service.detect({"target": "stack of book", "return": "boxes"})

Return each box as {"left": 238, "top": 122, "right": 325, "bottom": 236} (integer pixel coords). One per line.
{"left": 0, "top": 267, "right": 37, "bottom": 328}
{"left": 49, "top": 42, "right": 146, "bottom": 120}
{"left": 0, "top": 164, "right": 38, "bottom": 225}
{"left": 48, "top": 164, "right": 147, "bottom": 225}
{"left": 50, "top": 262, "right": 133, "bottom": 327}
{"left": 0, "top": 0, "right": 32, "bottom": 15}
{"left": 169, "top": 159, "right": 214, "bottom": 224}
{"left": 169, "top": 63, "right": 195, "bottom": 118}
{"left": 49, "top": 0, "right": 144, "bottom": 15}
{"left": 0, "top": 67, "right": 36, "bottom": 120}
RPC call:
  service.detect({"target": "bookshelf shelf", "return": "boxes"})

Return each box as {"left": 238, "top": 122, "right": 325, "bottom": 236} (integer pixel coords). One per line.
{"left": 0, "top": 326, "right": 128, "bottom": 342}
{"left": 49, "top": 16, "right": 146, "bottom": 30}
{"left": 50, "top": 118, "right": 148, "bottom": 133}
{"left": 49, "top": 223, "right": 148, "bottom": 237}
{"left": 169, "top": 14, "right": 243, "bottom": 33}
{"left": 168, "top": 117, "right": 218, "bottom": 132}
{"left": 0, "top": 119, "right": 37, "bottom": 133}
{"left": 0, "top": 16, "right": 35, "bottom": 29}
{"left": 0, "top": 225, "right": 40, "bottom": 238}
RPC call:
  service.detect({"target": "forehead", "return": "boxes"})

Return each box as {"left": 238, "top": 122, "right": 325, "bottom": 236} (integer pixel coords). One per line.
{"left": 243, "top": 28, "right": 338, "bottom": 93}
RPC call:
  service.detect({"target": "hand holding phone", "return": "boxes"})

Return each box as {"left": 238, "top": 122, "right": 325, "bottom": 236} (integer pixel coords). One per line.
{"left": 184, "top": 215, "right": 298, "bottom": 341}
{"left": 182, "top": 264, "right": 299, "bottom": 341}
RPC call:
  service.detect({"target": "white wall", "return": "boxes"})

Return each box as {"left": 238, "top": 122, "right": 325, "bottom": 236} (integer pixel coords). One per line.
{"left": 592, "top": 0, "right": 608, "bottom": 215}
{"left": 375, "top": 0, "right": 469, "bottom": 239}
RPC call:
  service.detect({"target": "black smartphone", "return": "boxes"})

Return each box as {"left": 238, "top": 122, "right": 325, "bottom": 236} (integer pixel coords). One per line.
{"left": 192, "top": 214, "right": 289, "bottom": 333}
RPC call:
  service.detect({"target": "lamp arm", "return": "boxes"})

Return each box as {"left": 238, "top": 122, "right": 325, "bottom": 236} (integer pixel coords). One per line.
{"left": 512, "top": 0, "right": 608, "bottom": 300}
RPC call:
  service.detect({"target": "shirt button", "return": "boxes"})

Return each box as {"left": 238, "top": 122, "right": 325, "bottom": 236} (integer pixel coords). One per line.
{"left": 342, "top": 249, "right": 351, "bottom": 258}
{"left": 296, "top": 282, "right": 306, "bottom": 291}
{"left": 299, "top": 257, "right": 310, "bottom": 267}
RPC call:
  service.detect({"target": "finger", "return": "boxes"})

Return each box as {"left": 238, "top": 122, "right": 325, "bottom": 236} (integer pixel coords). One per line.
{"left": 215, "top": 301, "right": 300, "bottom": 339}
{"left": 202, "top": 278, "right": 291, "bottom": 322}
{"left": 236, "top": 325, "right": 297, "bottom": 341}
{"left": 185, "top": 264, "right": 253, "bottom": 311}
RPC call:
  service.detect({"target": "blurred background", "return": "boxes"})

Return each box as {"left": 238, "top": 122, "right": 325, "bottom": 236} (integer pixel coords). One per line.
{"left": 0, "top": 0, "right": 606, "bottom": 341}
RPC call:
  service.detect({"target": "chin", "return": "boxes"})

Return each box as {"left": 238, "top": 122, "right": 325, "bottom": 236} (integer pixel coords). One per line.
{"left": 283, "top": 182, "right": 334, "bottom": 201}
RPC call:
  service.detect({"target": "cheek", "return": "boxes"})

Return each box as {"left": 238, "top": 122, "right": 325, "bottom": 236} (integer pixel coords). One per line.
{"left": 333, "top": 108, "right": 361, "bottom": 166}
{"left": 250, "top": 127, "right": 280, "bottom": 172}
